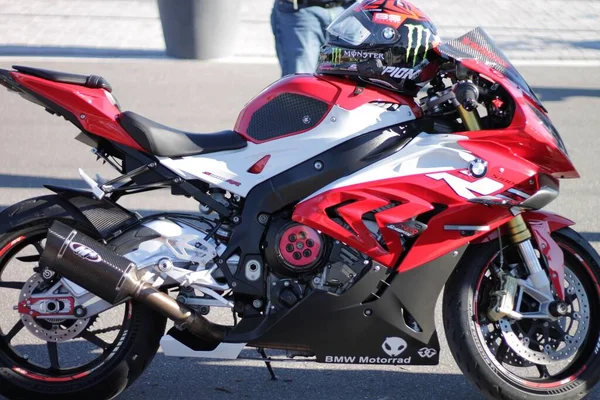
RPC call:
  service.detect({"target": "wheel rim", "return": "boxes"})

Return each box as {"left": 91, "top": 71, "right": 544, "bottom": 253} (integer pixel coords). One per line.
{"left": 472, "top": 243, "right": 600, "bottom": 390}
{"left": 0, "top": 230, "right": 133, "bottom": 381}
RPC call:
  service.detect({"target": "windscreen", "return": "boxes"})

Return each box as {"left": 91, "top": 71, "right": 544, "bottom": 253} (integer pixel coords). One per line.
{"left": 436, "top": 27, "right": 545, "bottom": 110}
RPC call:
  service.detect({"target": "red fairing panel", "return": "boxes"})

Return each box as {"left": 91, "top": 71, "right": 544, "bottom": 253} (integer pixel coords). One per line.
{"left": 293, "top": 140, "right": 565, "bottom": 271}
{"left": 293, "top": 169, "right": 520, "bottom": 269}
{"left": 10, "top": 72, "right": 145, "bottom": 151}
{"left": 234, "top": 74, "right": 420, "bottom": 143}
{"left": 456, "top": 59, "right": 578, "bottom": 179}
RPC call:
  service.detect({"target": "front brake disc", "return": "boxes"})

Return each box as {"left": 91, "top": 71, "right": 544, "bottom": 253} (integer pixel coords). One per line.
{"left": 498, "top": 267, "right": 590, "bottom": 364}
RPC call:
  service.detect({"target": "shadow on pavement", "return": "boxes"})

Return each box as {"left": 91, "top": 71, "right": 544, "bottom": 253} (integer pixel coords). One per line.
{"left": 570, "top": 40, "right": 600, "bottom": 51}
{"left": 122, "top": 354, "right": 484, "bottom": 400}
{"left": 0, "top": 174, "right": 85, "bottom": 189}
{"left": 533, "top": 87, "right": 600, "bottom": 102}
{"left": 581, "top": 232, "right": 600, "bottom": 243}
{"left": 0, "top": 45, "right": 166, "bottom": 59}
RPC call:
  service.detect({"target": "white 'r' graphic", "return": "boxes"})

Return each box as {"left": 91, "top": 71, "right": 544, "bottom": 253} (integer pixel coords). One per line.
{"left": 427, "top": 172, "right": 504, "bottom": 199}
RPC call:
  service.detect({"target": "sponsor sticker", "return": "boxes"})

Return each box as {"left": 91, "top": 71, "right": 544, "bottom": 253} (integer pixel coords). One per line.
{"left": 382, "top": 66, "right": 421, "bottom": 80}
{"left": 202, "top": 171, "right": 241, "bottom": 187}
{"left": 324, "top": 337, "right": 412, "bottom": 365}
{"left": 417, "top": 347, "right": 437, "bottom": 358}
{"left": 405, "top": 24, "right": 433, "bottom": 66}
{"left": 70, "top": 242, "right": 102, "bottom": 263}
{"left": 374, "top": 12, "right": 402, "bottom": 24}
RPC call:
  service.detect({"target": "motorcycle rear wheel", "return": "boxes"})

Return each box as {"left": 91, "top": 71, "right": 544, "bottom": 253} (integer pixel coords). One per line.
{"left": 0, "top": 222, "right": 166, "bottom": 400}
{"left": 444, "top": 228, "right": 600, "bottom": 400}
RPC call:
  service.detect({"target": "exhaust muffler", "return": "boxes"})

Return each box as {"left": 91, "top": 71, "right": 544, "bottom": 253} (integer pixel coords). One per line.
{"left": 40, "top": 221, "right": 229, "bottom": 347}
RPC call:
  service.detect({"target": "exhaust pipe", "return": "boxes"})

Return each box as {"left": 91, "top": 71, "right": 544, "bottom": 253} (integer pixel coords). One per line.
{"left": 40, "top": 221, "right": 229, "bottom": 347}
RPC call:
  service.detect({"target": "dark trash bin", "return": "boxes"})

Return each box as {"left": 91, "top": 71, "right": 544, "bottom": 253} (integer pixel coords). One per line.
{"left": 158, "top": 0, "right": 242, "bottom": 60}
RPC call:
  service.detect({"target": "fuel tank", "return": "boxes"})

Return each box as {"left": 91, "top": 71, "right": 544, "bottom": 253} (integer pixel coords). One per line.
{"left": 234, "top": 73, "right": 420, "bottom": 144}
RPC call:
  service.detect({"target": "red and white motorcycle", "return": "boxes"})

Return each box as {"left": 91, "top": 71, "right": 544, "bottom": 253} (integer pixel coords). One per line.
{"left": 0, "top": 1, "right": 598, "bottom": 399}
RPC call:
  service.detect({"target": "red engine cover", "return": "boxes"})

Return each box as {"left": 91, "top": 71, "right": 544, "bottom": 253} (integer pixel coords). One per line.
{"left": 234, "top": 74, "right": 420, "bottom": 144}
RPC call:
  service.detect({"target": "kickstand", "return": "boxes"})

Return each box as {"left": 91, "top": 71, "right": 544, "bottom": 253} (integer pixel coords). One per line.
{"left": 257, "top": 348, "right": 277, "bottom": 380}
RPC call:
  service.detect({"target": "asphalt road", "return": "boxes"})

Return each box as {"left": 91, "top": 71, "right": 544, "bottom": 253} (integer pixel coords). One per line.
{"left": 0, "top": 60, "right": 599, "bottom": 400}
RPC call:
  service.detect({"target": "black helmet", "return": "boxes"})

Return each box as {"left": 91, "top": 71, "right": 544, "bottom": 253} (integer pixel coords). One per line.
{"left": 317, "top": 0, "right": 441, "bottom": 96}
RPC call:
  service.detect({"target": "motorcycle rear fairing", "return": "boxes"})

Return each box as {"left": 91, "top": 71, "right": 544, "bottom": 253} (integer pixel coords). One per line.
{"left": 0, "top": 69, "right": 144, "bottom": 152}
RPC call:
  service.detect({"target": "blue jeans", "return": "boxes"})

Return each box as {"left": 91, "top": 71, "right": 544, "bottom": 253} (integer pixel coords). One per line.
{"left": 271, "top": 1, "right": 345, "bottom": 76}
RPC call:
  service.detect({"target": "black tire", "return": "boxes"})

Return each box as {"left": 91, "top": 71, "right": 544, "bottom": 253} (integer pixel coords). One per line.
{"left": 0, "top": 222, "right": 167, "bottom": 400}
{"left": 444, "top": 228, "right": 600, "bottom": 400}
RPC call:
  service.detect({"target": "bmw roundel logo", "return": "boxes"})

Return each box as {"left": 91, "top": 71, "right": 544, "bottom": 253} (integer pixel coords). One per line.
{"left": 469, "top": 158, "right": 488, "bottom": 178}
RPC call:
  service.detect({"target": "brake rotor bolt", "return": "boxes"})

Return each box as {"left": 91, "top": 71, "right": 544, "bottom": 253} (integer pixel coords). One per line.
{"left": 567, "top": 287, "right": 575, "bottom": 295}
{"left": 573, "top": 312, "right": 581, "bottom": 319}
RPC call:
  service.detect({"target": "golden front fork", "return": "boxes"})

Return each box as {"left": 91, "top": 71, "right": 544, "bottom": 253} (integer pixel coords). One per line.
{"left": 457, "top": 105, "right": 482, "bottom": 132}
{"left": 506, "top": 214, "right": 531, "bottom": 244}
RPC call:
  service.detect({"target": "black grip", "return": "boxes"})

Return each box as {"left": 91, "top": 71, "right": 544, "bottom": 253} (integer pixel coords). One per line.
{"left": 455, "top": 82, "right": 480, "bottom": 112}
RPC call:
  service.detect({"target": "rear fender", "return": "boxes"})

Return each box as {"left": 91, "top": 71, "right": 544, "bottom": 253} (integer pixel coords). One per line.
{"left": 473, "top": 210, "right": 574, "bottom": 300}
{"left": 0, "top": 188, "right": 137, "bottom": 239}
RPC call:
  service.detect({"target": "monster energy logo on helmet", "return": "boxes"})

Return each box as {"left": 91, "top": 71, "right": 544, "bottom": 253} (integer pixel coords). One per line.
{"left": 405, "top": 24, "right": 432, "bottom": 67}
{"left": 331, "top": 47, "right": 344, "bottom": 64}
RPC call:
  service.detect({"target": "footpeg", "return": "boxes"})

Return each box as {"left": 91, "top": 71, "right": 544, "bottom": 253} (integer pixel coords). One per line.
{"left": 78, "top": 168, "right": 106, "bottom": 200}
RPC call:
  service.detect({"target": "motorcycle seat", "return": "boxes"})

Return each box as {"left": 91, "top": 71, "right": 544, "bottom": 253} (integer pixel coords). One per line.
{"left": 119, "top": 111, "right": 247, "bottom": 158}
{"left": 12, "top": 65, "right": 112, "bottom": 92}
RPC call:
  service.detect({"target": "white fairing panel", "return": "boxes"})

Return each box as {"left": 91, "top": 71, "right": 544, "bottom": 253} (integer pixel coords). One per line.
{"left": 159, "top": 104, "right": 416, "bottom": 197}
{"left": 301, "top": 133, "right": 474, "bottom": 201}
{"left": 160, "top": 335, "right": 246, "bottom": 359}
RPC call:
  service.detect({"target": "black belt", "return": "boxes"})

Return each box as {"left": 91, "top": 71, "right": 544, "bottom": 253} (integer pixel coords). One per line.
{"left": 287, "top": 0, "right": 350, "bottom": 8}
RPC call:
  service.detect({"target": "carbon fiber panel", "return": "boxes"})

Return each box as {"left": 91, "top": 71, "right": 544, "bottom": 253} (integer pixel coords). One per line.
{"left": 68, "top": 196, "right": 134, "bottom": 237}
{"left": 41, "top": 221, "right": 137, "bottom": 304}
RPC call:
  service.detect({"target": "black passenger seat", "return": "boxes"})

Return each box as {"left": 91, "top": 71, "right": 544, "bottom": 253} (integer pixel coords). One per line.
{"left": 12, "top": 65, "right": 112, "bottom": 92}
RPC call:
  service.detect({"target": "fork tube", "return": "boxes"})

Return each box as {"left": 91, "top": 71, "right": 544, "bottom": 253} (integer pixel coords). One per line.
{"left": 507, "top": 215, "right": 551, "bottom": 291}
{"left": 457, "top": 105, "right": 482, "bottom": 131}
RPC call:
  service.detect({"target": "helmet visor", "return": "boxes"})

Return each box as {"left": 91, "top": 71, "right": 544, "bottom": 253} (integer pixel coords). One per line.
{"left": 327, "top": 12, "right": 372, "bottom": 46}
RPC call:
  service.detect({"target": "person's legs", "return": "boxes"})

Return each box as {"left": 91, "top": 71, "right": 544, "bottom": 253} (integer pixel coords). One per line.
{"left": 271, "top": 1, "right": 327, "bottom": 76}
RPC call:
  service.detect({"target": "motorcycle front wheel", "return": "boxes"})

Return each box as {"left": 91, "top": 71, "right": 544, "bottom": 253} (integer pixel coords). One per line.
{"left": 444, "top": 228, "right": 600, "bottom": 400}
{"left": 0, "top": 222, "right": 166, "bottom": 400}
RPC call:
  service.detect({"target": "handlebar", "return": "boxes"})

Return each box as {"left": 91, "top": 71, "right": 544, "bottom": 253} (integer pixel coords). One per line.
{"left": 454, "top": 81, "right": 480, "bottom": 112}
